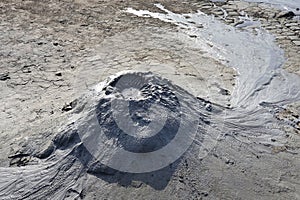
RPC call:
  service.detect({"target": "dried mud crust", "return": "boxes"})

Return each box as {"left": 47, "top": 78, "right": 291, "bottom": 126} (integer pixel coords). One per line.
{"left": 188, "top": 0, "right": 300, "bottom": 75}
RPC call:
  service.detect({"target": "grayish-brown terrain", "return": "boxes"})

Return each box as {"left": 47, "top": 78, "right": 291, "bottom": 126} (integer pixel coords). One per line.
{"left": 0, "top": 0, "right": 300, "bottom": 199}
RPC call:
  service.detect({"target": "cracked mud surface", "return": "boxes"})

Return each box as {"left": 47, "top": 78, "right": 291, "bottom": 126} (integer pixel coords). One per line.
{"left": 0, "top": 0, "right": 300, "bottom": 199}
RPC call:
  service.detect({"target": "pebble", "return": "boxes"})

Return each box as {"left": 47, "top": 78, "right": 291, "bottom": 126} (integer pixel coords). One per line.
{"left": 62, "top": 100, "right": 77, "bottom": 112}
{"left": 277, "top": 11, "right": 295, "bottom": 19}
{"left": 0, "top": 73, "right": 10, "bottom": 81}
{"left": 55, "top": 72, "right": 62, "bottom": 76}
{"left": 189, "top": 35, "right": 197, "bottom": 38}
{"left": 220, "top": 88, "right": 230, "bottom": 95}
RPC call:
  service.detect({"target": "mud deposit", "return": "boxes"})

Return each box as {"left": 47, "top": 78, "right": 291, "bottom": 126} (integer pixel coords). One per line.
{"left": 0, "top": 0, "right": 300, "bottom": 199}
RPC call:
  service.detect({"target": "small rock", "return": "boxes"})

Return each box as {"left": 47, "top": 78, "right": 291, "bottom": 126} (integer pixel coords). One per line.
{"left": 62, "top": 100, "right": 77, "bottom": 112}
{"left": 196, "top": 24, "right": 204, "bottom": 28}
{"left": 205, "top": 103, "right": 212, "bottom": 111}
{"left": 189, "top": 35, "right": 197, "bottom": 38}
{"left": 0, "top": 73, "right": 10, "bottom": 81}
{"left": 277, "top": 11, "right": 295, "bottom": 19}
{"left": 37, "top": 41, "right": 47, "bottom": 45}
{"left": 220, "top": 88, "right": 230, "bottom": 95}
{"left": 62, "top": 105, "right": 73, "bottom": 112}
{"left": 225, "top": 158, "right": 235, "bottom": 165}
{"left": 58, "top": 19, "right": 68, "bottom": 24}
{"left": 55, "top": 72, "right": 62, "bottom": 76}
{"left": 201, "top": 191, "right": 209, "bottom": 197}
{"left": 53, "top": 42, "right": 59, "bottom": 46}
{"left": 22, "top": 66, "right": 32, "bottom": 73}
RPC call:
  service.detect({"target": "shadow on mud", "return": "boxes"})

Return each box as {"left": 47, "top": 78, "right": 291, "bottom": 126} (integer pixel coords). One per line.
{"left": 61, "top": 131, "right": 179, "bottom": 190}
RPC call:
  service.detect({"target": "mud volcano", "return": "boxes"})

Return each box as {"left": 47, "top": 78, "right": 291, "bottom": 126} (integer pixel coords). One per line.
{"left": 97, "top": 72, "right": 183, "bottom": 152}
{"left": 77, "top": 71, "right": 207, "bottom": 173}
{"left": 0, "top": 72, "right": 216, "bottom": 199}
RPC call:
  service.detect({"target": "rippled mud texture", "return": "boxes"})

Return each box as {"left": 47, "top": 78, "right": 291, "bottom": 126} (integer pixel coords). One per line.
{"left": 1, "top": 0, "right": 300, "bottom": 199}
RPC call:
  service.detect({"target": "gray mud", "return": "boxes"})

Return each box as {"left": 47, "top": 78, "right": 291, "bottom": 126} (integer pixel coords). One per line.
{"left": 0, "top": 1, "right": 300, "bottom": 200}
{"left": 241, "top": 0, "right": 300, "bottom": 13}
{"left": 1, "top": 70, "right": 298, "bottom": 199}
